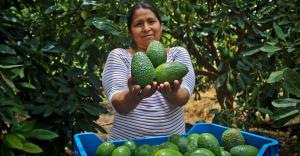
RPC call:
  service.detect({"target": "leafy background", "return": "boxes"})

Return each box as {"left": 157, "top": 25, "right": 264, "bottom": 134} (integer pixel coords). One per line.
{"left": 0, "top": 0, "right": 299, "bottom": 155}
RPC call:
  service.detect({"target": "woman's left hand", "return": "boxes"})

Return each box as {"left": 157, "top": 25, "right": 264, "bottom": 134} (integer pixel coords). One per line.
{"left": 158, "top": 80, "right": 182, "bottom": 98}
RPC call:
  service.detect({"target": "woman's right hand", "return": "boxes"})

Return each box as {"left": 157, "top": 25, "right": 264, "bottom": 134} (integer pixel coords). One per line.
{"left": 128, "top": 76, "right": 157, "bottom": 100}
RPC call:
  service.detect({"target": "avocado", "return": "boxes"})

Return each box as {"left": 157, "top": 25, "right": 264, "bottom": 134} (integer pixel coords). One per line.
{"left": 221, "top": 128, "right": 245, "bottom": 151}
{"left": 159, "top": 142, "right": 179, "bottom": 151}
{"left": 221, "top": 150, "right": 231, "bottom": 156}
{"left": 146, "top": 40, "right": 167, "bottom": 68}
{"left": 131, "top": 52, "right": 156, "bottom": 87}
{"left": 172, "top": 136, "right": 189, "bottom": 153}
{"left": 155, "top": 62, "right": 188, "bottom": 84}
{"left": 187, "top": 148, "right": 215, "bottom": 156}
{"left": 230, "top": 145, "right": 258, "bottom": 156}
{"left": 197, "top": 133, "right": 221, "bottom": 156}
{"left": 135, "top": 144, "right": 152, "bottom": 156}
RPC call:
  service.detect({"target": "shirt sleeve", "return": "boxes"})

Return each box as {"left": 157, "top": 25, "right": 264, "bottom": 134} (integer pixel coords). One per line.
{"left": 171, "top": 47, "right": 196, "bottom": 96}
{"left": 102, "top": 48, "right": 129, "bottom": 110}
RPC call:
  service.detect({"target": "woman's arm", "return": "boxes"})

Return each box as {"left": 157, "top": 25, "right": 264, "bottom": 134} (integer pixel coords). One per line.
{"left": 111, "top": 77, "right": 157, "bottom": 114}
{"left": 159, "top": 80, "right": 190, "bottom": 106}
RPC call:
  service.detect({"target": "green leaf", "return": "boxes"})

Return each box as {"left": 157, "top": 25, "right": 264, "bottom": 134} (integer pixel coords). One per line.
{"left": 273, "top": 22, "right": 286, "bottom": 41}
{"left": 283, "top": 69, "right": 300, "bottom": 97}
{"left": 14, "top": 121, "right": 35, "bottom": 134}
{"left": 22, "top": 142, "right": 43, "bottom": 153}
{"left": 83, "top": 104, "right": 107, "bottom": 116}
{"left": 44, "top": 5, "right": 58, "bottom": 14}
{"left": 273, "top": 108, "right": 299, "bottom": 121}
{"left": 214, "top": 73, "right": 227, "bottom": 88}
{"left": 0, "top": 44, "right": 16, "bottom": 54}
{"left": 272, "top": 98, "right": 300, "bottom": 108}
{"left": 267, "top": 69, "right": 286, "bottom": 83}
{"left": 28, "top": 129, "right": 58, "bottom": 140}
{"left": 4, "top": 133, "right": 23, "bottom": 149}
{"left": 80, "top": 38, "right": 95, "bottom": 50}
{"left": 89, "top": 73, "right": 101, "bottom": 91}
{"left": 41, "top": 42, "right": 64, "bottom": 54}
{"left": 257, "top": 107, "right": 273, "bottom": 115}
{"left": 0, "top": 56, "right": 22, "bottom": 65}
{"left": 0, "top": 71, "right": 17, "bottom": 92}
{"left": 242, "top": 48, "right": 260, "bottom": 56}
{"left": 0, "top": 64, "right": 23, "bottom": 69}
{"left": 273, "top": 114, "right": 299, "bottom": 128}
{"left": 260, "top": 45, "right": 281, "bottom": 53}
{"left": 91, "top": 18, "right": 114, "bottom": 31}
{"left": 237, "top": 17, "right": 245, "bottom": 29}
{"left": 18, "top": 82, "right": 36, "bottom": 89}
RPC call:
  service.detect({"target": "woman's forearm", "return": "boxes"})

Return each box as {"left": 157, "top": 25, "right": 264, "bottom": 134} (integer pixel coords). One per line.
{"left": 111, "top": 90, "right": 142, "bottom": 114}
{"left": 165, "top": 87, "right": 190, "bottom": 106}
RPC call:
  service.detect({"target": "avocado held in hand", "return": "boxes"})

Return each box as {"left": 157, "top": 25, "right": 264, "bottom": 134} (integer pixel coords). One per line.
{"left": 146, "top": 40, "right": 167, "bottom": 68}
{"left": 131, "top": 52, "right": 156, "bottom": 87}
{"left": 155, "top": 62, "right": 188, "bottom": 84}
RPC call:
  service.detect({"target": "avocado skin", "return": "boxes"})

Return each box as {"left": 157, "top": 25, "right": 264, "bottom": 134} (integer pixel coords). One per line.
{"left": 222, "top": 128, "right": 245, "bottom": 151}
{"left": 155, "top": 62, "right": 188, "bottom": 84}
{"left": 230, "top": 145, "right": 258, "bottom": 156}
{"left": 146, "top": 41, "right": 167, "bottom": 68}
{"left": 131, "top": 52, "right": 156, "bottom": 87}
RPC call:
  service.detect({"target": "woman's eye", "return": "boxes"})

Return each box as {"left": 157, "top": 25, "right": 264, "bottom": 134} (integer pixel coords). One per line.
{"left": 135, "top": 23, "right": 142, "bottom": 27}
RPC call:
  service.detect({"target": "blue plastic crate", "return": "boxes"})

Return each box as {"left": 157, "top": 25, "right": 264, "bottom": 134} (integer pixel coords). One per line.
{"left": 73, "top": 123, "right": 279, "bottom": 156}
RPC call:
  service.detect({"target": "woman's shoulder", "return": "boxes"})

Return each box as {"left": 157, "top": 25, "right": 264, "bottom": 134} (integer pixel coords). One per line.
{"left": 110, "top": 48, "right": 128, "bottom": 54}
{"left": 169, "top": 46, "right": 188, "bottom": 53}
{"left": 108, "top": 48, "right": 129, "bottom": 57}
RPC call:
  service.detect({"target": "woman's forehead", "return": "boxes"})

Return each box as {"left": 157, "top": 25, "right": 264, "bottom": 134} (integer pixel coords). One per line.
{"left": 132, "top": 8, "right": 157, "bottom": 21}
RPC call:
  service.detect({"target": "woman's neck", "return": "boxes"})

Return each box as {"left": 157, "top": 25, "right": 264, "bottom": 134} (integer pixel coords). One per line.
{"left": 129, "top": 47, "right": 146, "bottom": 54}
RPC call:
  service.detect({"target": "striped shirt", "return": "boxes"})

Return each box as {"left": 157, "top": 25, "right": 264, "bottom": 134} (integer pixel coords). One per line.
{"left": 102, "top": 47, "right": 195, "bottom": 140}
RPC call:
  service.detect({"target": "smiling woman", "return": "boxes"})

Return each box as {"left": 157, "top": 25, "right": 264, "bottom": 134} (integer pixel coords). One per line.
{"left": 129, "top": 8, "right": 163, "bottom": 51}
{"left": 101, "top": 1, "right": 195, "bottom": 141}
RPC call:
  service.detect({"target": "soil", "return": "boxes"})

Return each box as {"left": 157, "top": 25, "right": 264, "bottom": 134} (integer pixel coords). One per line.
{"left": 95, "top": 88, "right": 300, "bottom": 156}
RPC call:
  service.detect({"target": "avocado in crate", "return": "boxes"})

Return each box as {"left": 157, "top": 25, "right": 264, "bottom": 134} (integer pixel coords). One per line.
{"left": 73, "top": 123, "right": 279, "bottom": 156}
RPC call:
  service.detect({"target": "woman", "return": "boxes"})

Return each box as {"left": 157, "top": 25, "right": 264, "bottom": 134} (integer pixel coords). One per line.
{"left": 102, "top": 1, "right": 195, "bottom": 140}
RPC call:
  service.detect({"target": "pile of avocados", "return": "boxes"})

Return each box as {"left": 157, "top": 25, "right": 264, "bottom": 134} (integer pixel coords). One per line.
{"left": 131, "top": 40, "right": 189, "bottom": 87}
{"left": 95, "top": 128, "right": 259, "bottom": 156}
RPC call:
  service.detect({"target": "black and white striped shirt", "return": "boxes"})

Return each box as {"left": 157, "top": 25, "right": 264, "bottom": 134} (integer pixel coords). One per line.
{"left": 102, "top": 47, "right": 195, "bottom": 140}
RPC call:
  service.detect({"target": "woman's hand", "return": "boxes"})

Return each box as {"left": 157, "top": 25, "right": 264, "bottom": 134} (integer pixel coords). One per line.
{"left": 128, "top": 76, "right": 157, "bottom": 100}
{"left": 158, "top": 80, "right": 182, "bottom": 98}
{"left": 158, "top": 80, "right": 190, "bottom": 106}
{"left": 111, "top": 76, "right": 157, "bottom": 114}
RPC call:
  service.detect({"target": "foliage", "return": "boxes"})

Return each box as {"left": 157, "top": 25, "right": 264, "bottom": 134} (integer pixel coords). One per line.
{"left": 0, "top": 0, "right": 124, "bottom": 155}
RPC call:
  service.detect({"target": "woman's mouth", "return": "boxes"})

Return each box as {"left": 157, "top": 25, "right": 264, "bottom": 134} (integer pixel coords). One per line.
{"left": 143, "top": 35, "right": 154, "bottom": 39}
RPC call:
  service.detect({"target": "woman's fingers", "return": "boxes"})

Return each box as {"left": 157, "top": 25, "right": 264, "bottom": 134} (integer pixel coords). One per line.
{"left": 172, "top": 80, "right": 180, "bottom": 91}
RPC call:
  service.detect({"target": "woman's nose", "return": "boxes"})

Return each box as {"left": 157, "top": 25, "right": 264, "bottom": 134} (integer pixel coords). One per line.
{"left": 142, "top": 23, "right": 151, "bottom": 32}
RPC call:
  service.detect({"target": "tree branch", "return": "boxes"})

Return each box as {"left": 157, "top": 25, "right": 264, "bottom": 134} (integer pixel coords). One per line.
{"left": 186, "top": 36, "right": 219, "bottom": 75}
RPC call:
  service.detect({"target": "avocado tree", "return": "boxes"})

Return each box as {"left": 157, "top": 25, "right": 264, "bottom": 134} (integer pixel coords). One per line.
{"left": 0, "top": 0, "right": 129, "bottom": 155}
{"left": 156, "top": 0, "right": 300, "bottom": 129}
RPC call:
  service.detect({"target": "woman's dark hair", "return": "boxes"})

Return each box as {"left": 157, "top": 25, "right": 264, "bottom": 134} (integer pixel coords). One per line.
{"left": 127, "top": 1, "right": 162, "bottom": 33}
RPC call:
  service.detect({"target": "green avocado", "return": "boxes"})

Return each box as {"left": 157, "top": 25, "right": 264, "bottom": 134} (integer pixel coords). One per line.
{"left": 230, "top": 145, "right": 258, "bottom": 156}
{"left": 197, "top": 133, "right": 221, "bottom": 156}
{"left": 146, "top": 40, "right": 167, "bottom": 68}
{"left": 187, "top": 148, "right": 215, "bottom": 156}
{"left": 155, "top": 62, "right": 188, "bottom": 84}
{"left": 221, "top": 128, "right": 245, "bottom": 151}
{"left": 131, "top": 52, "right": 156, "bottom": 87}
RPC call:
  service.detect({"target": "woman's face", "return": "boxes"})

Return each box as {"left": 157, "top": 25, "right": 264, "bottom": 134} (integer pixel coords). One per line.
{"left": 130, "top": 8, "right": 163, "bottom": 52}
